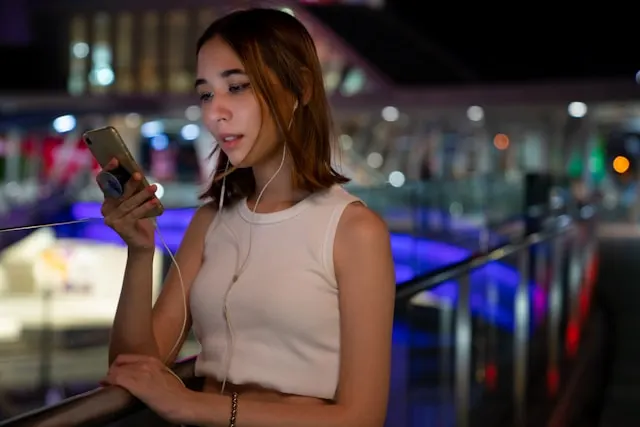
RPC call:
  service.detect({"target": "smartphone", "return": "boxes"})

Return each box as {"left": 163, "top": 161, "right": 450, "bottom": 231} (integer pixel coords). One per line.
{"left": 83, "top": 126, "right": 165, "bottom": 217}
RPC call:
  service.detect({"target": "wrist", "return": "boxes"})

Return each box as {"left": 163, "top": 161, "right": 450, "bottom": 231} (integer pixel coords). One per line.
{"left": 179, "top": 390, "right": 230, "bottom": 427}
{"left": 127, "top": 246, "right": 155, "bottom": 259}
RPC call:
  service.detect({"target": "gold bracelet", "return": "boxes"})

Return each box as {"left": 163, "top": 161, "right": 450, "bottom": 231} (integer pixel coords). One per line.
{"left": 229, "top": 392, "right": 239, "bottom": 427}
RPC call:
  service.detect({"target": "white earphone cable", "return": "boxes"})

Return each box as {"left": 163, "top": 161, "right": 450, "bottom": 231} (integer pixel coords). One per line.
{"left": 217, "top": 101, "right": 297, "bottom": 394}
{"left": 0, "top": 218, "right": 97, "bottom": 233}
{"left": 218, "top": 143, "right": 287, "bottom": 394}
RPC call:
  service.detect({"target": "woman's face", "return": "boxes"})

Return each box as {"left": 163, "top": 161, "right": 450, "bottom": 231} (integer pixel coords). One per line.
{"left": 196, "top": 36, "right": 280, "bottom": 167}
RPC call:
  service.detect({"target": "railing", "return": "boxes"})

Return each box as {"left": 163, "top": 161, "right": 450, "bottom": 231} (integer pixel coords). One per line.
{"left": 395, "top": 216, "right": 597, "bottom": 427}
{"left": 0, "top": 357, "right": 199, "bottom": 427}
{"left": 0, "top": 211, "right": 598, "bottom": 427}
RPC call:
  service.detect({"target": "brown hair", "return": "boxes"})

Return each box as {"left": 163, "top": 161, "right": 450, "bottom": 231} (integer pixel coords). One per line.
{"left": 197, "top": 8, "right": 349, "bottom": 207}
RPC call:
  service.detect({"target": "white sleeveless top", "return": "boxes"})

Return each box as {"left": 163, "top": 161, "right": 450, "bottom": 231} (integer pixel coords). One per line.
{"left": 190, "top": 185, "right": 361, "bottom": 399}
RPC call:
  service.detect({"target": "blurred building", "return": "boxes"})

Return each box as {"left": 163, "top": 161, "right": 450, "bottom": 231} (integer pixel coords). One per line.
{"left": 1, "top": 0, "right": 640, "bottom": 189}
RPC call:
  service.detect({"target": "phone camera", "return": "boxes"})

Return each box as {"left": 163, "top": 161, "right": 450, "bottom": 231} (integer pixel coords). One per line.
{"left": 86, "top": 137, "right": 93, "bottom": 145}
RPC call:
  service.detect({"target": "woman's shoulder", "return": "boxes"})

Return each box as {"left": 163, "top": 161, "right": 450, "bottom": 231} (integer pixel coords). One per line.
{"left": 338, "top": 202, "right": 388, "bottom": 240}
{"left": 312, "top": 184, "right": 361, "bottom": 206}
{"left": 187, "top": 201, "right": 219, "bottom": 233}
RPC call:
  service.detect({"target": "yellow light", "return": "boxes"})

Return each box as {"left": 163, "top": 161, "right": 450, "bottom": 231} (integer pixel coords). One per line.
{"left": 613, "top": 155, "right": 630, "bottom": 174}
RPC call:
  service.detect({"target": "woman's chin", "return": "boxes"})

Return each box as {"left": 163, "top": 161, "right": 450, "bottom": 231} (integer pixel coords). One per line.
{"left": 227, "top": 154, "right": 252, "bottom": 169}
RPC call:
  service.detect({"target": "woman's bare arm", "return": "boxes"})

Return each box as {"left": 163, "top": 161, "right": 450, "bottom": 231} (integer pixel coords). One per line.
{"left": 108, "top": 204, "right": 217, "bottom": 365}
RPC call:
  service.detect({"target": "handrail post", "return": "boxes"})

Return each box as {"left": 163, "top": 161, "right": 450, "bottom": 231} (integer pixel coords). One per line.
{"left": 455, "top": 273, "right": 471, "bottom": 427}
{"left": 439, "top": 299, "right": 453, "bottom": 427}
{"left": 547, "top": 231, "right": 564, "bottom": 398}
{"left": 514, "top": 244, "right": 531, "bottom": 427}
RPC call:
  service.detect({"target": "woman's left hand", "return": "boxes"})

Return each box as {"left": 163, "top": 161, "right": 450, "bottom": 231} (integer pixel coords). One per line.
{"left": 102, "top": 354, "right": 192, "bottom": 424}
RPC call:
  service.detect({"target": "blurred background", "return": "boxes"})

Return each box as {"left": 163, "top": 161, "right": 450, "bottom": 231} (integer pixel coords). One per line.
{"left": 0, "top": 1, "right": 637, "bottom": 426}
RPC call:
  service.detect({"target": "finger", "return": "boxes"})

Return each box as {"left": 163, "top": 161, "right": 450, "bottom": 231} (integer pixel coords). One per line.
{"left": 115, "top": 185, "right": 157, "bottom": 218}
{"left": 102, "top": 157, "right": 119, "bottom": 172}
{"left": 105, "top": 371, "right": 134, "bottom": 390}
{"left": 122, "top": 171, "right": 143, "bottom": 199}
{"left": 100, "top": 199, "right": 119, "bottom": 217}
{"left": 125, "top": 198, "right": 160, "bottom": 221}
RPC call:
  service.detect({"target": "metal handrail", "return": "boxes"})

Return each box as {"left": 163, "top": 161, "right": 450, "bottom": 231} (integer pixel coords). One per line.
{"left": 395, "top": 220, "right": 570, "bottom": 301}
{"left": 0, "top": 357, "right": 199, "bottom": 427}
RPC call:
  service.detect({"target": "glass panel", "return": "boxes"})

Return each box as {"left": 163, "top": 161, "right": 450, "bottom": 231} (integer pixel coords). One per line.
{"left": 66, "top": 171, "right": 535, "bottom": 284}
{"left": 399, "top": 223, "right": 589, "bottom": 427}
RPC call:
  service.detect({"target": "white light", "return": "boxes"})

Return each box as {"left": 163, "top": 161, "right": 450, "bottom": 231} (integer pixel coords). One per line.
{"left": 141, "top": 121, "right": 164, "bottom": 138}
{"left": 280, "top": 7, "right": 294, "bottom": 16}
{"left": 124, "top": 113, "right": 142, "bottom": 128}
{"left": 381, "top": 106, "right": 399, "bottom": 122}
{"left": 0, "top": 316, "right": 21, "bottom": 342}
{"left": 467, "top": 105, "right": 484, "bottom": 122}
{"left": 94, "top": 67, "right": 115, "bottom": 86}
{"left": 449, "top": 202, "right": 463, "bottom": 217}
{"left": 388, "top": 171, "right": 405, "bottom": 187}
{"left": 185, "top": 105, "right": 201, "bottom": 121}
{"left": 154, "top": 182, "right": 165, "bottom": 200}
{"left": 52, "top": 115, "right": 76, "bottom": 133}
{"left": 340, "top": 69, "right": 365, "bottom": 96}
{"left": 338, "top": 134, "right": 353, "bottom": 150}
{"left": 367, "top": 152, "right": 383, "bottom": 168}
{"left": 72, "top": 42, "right": 89, "bottom": 59}
{"left": 181, "top": 124, "right": 200, "bottom": 141}
{"left": 568, "top": 102, "right": 587, "bottom": 118}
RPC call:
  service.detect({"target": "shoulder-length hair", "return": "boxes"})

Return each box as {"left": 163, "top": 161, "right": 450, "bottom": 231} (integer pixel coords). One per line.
{"left": 196, "top": 8, "right": 349, "bottom": 207}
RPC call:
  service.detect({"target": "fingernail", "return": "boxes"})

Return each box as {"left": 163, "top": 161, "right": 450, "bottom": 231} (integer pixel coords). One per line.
{"left": 148, "top": 184, "right": 157, "bottom": 193}
{"left": 133, "top": 172, "right": 142, "bottom": 180}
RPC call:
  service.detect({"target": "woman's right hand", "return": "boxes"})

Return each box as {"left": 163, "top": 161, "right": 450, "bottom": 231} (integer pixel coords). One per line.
{"left": 99, "top": 159, "right": 159, "bottom": 252}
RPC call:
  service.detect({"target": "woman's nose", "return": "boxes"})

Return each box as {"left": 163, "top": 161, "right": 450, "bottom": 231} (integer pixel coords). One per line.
{"left": 203, "top": 98, "right": 232, "bottom": 124}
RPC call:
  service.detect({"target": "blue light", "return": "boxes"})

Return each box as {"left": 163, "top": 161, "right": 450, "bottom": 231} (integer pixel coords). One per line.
{"left": 180, "top": 124, "right": 200, "bottom": 141}
{"left": 52, "top": 115, "right": 76, "bottom": 133}
{"left": 150, "top": 134, "right": 169, "bottom": 151}
{"left": 141, "top": 121, "right": 164, "bottom": 138}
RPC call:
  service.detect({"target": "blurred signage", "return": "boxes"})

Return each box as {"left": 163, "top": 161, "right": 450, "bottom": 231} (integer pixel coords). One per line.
{"left": 22, "top": 135, "right": 100, "bottom": 182}
{"left": 151, "top": 147, "right": 177, "bottom": 181}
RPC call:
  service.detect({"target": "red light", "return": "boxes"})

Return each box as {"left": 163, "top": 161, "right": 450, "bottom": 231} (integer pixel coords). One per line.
{"left": 566, "top": 320, "right": 580, "bottom": 357}
{"left": 485, "top": 363, "right": 497, "bottom": 390}
{"left": 547, "top": 367, "right": 559, "bottom": 396}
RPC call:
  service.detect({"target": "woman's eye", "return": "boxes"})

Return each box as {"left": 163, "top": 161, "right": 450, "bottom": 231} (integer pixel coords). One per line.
{"left": 199, "top": 92, "right": 213, "bottom": 102}
{"left": 229, "top": 83, "right": 250, "bottom": 94}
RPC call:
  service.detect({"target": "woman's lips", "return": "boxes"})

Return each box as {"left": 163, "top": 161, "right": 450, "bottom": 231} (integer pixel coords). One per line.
{"left": 219, "top": 134, "right": 243, "bottom": 149}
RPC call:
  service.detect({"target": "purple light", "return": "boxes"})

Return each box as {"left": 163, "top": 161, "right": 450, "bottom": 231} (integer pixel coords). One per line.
{"left": 72, "top": 202, "right": 194, "bottom": 229}
{"left": 70, "top": 201, "right": 527, "bottom": 285}
{"left": 69, "top": 202, "right": 538, "bottom": 330}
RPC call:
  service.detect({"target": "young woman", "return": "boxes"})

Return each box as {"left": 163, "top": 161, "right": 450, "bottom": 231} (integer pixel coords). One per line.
{"left": 101, "top": 8, "right": 395, "bottom": 427}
